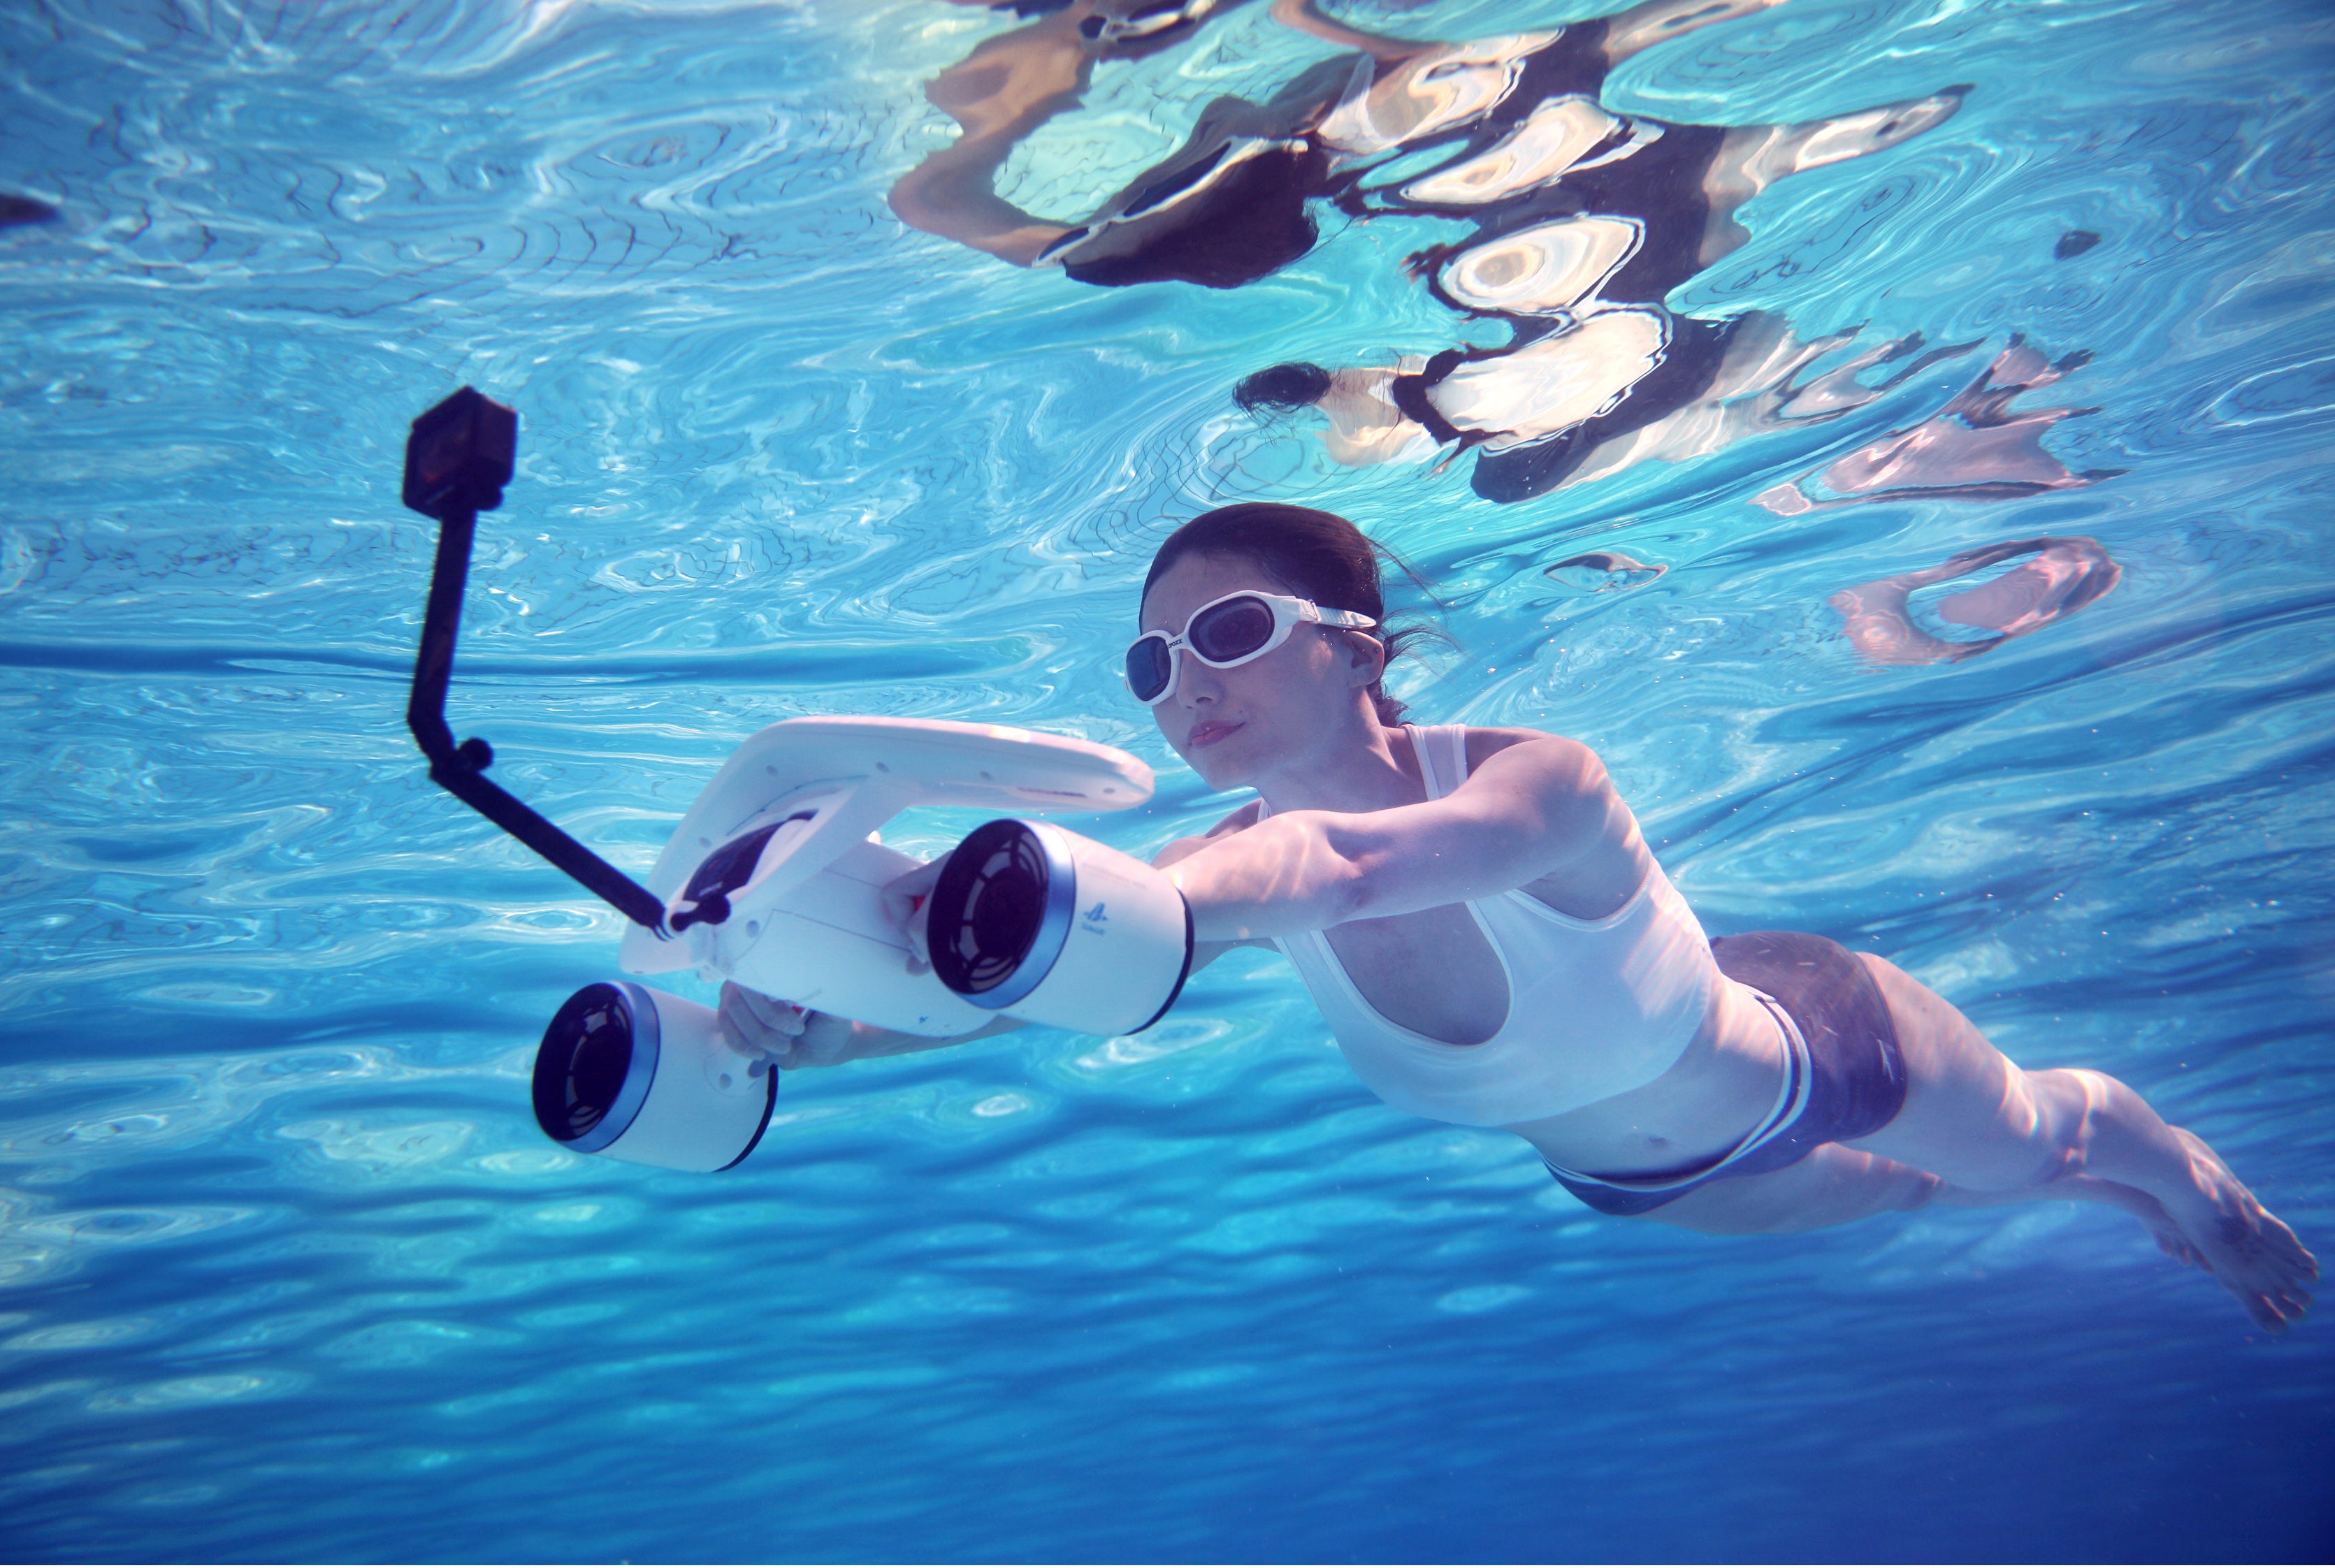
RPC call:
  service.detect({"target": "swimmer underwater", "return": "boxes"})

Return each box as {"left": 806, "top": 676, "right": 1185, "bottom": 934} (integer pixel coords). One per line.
{"left": 716, "top": 503, "right": 2318, "bottom": 1333}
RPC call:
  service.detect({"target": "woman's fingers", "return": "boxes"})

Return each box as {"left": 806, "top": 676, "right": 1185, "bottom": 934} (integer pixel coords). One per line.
{"left": 717, "top": 982, "right": 867, "bottom": 1071}
{"left": 881, "top": 858, "right": 945, "bottom": 975}
{"left": 718, "top": 982, "right": 804, "bottom": 1061}
{"left": 739, "top": 985, "right": 807, "bottom": 1038}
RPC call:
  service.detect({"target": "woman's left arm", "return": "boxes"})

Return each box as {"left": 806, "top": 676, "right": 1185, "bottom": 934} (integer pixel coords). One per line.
{"left": 1166, "top": 734, "right": 1638, "bottom": 941}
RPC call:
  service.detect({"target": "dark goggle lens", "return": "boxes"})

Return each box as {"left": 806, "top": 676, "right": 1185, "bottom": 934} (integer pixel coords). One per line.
{"left": 1126, "top": 636, "right": 1175, "bottom": 700}
{"left": 1189, "top": 596, "right": 1276, "bottom": 662}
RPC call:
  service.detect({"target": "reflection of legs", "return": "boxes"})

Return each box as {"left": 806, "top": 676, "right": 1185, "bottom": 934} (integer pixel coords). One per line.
{"left": 1635, "top": 1143, "right": 1940, "bottom": 1236}
{"left": 1774, "top": 330, "right": 1981, "bottom": 420}
{"left": 1697, "top": 87, "right": 1965, "bottom": 261}
{"left": 1845, "top": 953, "right": 2318, "bottom": 1330}
{"left": 1602, "top": 0, "right": 1790, "bottom": 67}
{"left": 1728, "top": 88, "right": 1969, "bottom": 189}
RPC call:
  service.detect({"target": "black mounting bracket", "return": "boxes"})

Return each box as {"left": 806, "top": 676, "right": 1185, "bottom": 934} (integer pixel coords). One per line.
{"left": 402, "top": 386, "right": 669, "bottom": 935}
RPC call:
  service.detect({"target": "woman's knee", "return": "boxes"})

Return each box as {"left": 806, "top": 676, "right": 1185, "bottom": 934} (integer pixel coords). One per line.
{"left": 2018, "top": 1067, "right": 2120, "bottom": 1179}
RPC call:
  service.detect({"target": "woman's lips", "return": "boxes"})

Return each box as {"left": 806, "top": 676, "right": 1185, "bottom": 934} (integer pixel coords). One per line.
{"left": 1186, "top": 720, "right": 1244, "bottom": 750}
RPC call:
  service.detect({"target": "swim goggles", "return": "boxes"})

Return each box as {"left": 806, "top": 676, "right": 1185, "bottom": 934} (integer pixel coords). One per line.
{"left": 1125, "top": 590, "right": 1378, "bottom": 704}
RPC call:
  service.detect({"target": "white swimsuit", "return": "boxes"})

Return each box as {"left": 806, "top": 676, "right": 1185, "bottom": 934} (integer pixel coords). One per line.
{"left": 1268, "top": 725, "right": 1721, "bottom": 1127}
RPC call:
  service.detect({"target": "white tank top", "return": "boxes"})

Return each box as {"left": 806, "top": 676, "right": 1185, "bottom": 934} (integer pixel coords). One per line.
{"left": 1271, "top": 725, "right": 1717, "bottom": 1126}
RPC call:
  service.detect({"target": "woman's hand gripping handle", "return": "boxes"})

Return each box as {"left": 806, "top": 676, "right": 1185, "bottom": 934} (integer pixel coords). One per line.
{"left": 716, "top": 984, "right": 862, "bottom": 1070}
{"left": 716, "top": 855, "right": 971, "bottom": 1070}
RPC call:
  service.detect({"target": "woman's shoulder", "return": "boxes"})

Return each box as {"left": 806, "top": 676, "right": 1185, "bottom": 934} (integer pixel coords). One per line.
{"left": 1456, "top": 724, "right": 1602, "bottom": 774}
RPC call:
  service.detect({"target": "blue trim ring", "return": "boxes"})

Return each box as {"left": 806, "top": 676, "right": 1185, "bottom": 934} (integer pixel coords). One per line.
{"left": 563, "top": 981, "right": 662, "bottom": 1153}
{"left": 967, "top": 820, "right": 1078, "bottom": 1011}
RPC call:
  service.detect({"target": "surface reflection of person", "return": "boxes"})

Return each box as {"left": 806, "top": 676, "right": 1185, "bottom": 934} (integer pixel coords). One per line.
{"left": 896, "top": 0, "right": 1353, "bottom": 286}
{"left": 890, "top": 0, "right": 1842, "bottom": 289}
{"left": 1757, "top": 337, "right": 2124, "bottom": 514}
{"left": 1236, "top": 319, "right": 1979, "bottom": 500}
{"left": 895, "top": 0, "right": 1322, "bottom": 286}
{"left": 1830, "top": 535, "right": 2121, "bottom": 665}
{"left": 722, "top": 504, "right": 2316, "bottom": 1333}
{"left": 1223, "top": 0, "right": 1965, "bottom": 495}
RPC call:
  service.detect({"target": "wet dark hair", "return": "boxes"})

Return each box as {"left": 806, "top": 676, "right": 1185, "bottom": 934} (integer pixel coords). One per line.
{"left": 1234, "top": 361, "right": 1333, "bottom": 413}
{"left": 1141, "top": 502, "right": 1437, "bottom": 725}
{"left": 1063, "top": 146, "right": 1328, "bottom": 291}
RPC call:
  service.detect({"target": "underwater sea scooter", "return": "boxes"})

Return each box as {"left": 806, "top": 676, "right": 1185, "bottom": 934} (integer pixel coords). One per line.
{"left": 399, "top": 389, "right": 1193, "bottom": 1173}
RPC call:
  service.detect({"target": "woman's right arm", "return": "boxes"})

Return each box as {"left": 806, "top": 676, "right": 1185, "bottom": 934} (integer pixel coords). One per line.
{"left": 1153, "top": 802, "right": 1280, "bottom": 970}
{"left": 730, "top": 803, "right": 1273, "bottom": 1068}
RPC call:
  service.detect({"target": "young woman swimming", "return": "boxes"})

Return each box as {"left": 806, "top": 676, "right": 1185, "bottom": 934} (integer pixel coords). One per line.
{"left": 720, "top": 502, "right": 2318, "bottom": 1333}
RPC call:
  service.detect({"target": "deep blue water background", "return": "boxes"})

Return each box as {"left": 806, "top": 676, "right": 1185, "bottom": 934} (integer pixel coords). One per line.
{"left": 3, "top": 0, "right": 2334, "bottom": 1561}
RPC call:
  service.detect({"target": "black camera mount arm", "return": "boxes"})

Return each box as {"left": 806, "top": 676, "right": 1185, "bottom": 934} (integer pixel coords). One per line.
{"left": 402, "top": 386, "right": 669, "bottom": 935}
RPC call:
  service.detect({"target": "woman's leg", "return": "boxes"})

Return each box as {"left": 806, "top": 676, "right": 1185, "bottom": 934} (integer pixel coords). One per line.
{"left": 1635, "top": 1142, "right": 1940, "bottom": 1235}
{"left": 1932, "top": 1173, "right": 2214, "bottom": 1273}
{"left": 1631, "top": 1134, "right": 2208, "bottom": 1256}
{"left": 1844, "top": 953, "right": 2318, "bottom": 1331}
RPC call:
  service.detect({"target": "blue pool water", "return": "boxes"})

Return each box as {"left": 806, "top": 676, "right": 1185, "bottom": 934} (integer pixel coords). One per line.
{"left": 4, "top": 0, "right": 2334, "bottom": 1560}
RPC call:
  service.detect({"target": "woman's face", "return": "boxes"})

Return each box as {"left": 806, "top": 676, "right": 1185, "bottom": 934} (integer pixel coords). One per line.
{"left": 1138, "top": 551, "right": 1382, "bottom": 790}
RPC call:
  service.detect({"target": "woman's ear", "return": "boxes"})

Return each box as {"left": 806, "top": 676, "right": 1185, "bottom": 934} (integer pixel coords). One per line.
{"left": 1340, "top": 631, "right": 1387, "bottom": 689}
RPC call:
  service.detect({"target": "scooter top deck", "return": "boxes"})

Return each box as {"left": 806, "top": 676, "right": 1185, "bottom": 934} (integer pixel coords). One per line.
{"left": 619, "top": 716, "right": 1154, "bottom": 973}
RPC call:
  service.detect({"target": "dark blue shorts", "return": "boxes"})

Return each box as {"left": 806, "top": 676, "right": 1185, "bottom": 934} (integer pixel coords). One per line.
{"left": 1547, "top": 931, "right": 1909, "bottom": 1217}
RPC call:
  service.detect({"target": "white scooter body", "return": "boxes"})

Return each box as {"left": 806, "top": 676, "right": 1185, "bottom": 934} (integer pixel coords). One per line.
{"left": 618, "top": 718, "right": 1154, "bottom": 1037}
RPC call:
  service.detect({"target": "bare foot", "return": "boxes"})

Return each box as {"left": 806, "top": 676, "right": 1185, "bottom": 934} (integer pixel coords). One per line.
{"left": 2165, "top": 1128, "right": 2318, "bottom": 1333}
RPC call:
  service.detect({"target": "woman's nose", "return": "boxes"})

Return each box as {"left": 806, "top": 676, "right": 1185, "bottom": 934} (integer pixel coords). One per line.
{"left": 1175, "top": 652, "right": 1222, "bottom": 706}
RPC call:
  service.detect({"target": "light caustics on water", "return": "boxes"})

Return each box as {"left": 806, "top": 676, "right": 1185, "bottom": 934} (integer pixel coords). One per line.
{"left": 2, "top": 0, "right": 2334, "bottom": 1563}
